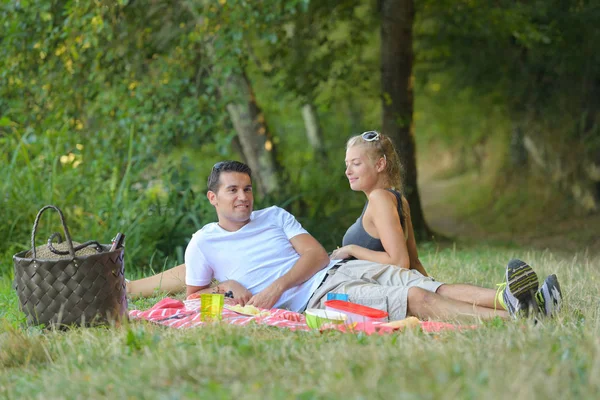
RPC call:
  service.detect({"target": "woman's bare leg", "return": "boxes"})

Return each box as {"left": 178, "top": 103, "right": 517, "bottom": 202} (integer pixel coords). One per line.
{"left": 127, "top": 264, "right": 187, "bottom": 298}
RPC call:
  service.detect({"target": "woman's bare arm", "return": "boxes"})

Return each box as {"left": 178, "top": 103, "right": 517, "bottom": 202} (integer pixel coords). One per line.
{"left": 403, "top": 197, "right": 429, "bottom": 276}
{"left": 331, "top": 190, "right": 411, "bottom": 268}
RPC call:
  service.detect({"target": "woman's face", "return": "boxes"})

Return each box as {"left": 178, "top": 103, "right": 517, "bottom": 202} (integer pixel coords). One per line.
{"left": 345, "top": 145, "right": 381, "bottom": 192}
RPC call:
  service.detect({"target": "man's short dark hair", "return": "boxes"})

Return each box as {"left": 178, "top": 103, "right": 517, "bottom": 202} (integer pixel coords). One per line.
{"left": 207, "top": 160, "right": 252, "bottom": 192}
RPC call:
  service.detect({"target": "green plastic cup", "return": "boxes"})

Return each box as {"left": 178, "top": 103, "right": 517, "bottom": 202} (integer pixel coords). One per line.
{"left": 200, "top": 294, "right": 224, "bottom": 321}
{"left": 305, "top": 308, "right": 347, "bottom": 329}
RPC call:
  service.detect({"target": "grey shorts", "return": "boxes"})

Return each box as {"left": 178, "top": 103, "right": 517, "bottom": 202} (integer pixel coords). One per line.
{"left": 306, "top": 259, "right": 444, "bottom": 320}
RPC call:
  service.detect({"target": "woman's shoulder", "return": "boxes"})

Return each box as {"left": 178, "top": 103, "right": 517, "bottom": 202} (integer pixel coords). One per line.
{"left": 368, "top": 189, "right": 410, "bottom": 215}
{"left": 381, "top": 189, "right": 410, "bottom": 209}
{"left": 368, "top": 189, "right": 399, "bottom": 207}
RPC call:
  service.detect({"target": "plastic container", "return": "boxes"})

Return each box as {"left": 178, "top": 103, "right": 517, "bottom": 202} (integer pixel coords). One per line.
{"left": 305, "top": 308, "right": 348, "bottom": 329}
{"left": 324, "top": 300, "right": 388, "bottom": 323}
{"left": 326, "top": 292, "right": 349, "bottom": 301}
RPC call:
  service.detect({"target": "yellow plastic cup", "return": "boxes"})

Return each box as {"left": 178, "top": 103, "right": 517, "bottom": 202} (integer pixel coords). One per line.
{"left": 200, "top": 294, "right": 224, "bottom": 321}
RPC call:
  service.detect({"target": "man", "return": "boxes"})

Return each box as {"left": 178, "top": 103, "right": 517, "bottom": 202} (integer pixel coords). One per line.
{"left": 185, "top": 160, "right": 331, "bottom": 312}
{"left": 185, "top": 161, "right": 562, "bottom": 321}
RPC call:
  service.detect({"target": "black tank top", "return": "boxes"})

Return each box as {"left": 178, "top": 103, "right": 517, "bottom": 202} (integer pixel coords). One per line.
{"left": 342, "top": 189, "right": 405, "bottom": 251}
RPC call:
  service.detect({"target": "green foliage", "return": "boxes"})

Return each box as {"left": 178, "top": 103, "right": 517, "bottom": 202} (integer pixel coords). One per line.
{"left": 414, "top": 73, "right": 509, "bottom": 151}
{"left": 255, "top": 0, "right": 377, "bottom": 104}
{"left": 415, "top": 0, "right": 600, "bottom": 153}
{"left": 0, "top": 277, "right": 27, "bottom": 329}
{"left": 0, "top": 0, "right": 379, "bottom": 269}
{"left": 0, "top": 0, "right": 238, "bottom": 274}
{"left": 0, "top": 128, "right": 222, "bottom": 273}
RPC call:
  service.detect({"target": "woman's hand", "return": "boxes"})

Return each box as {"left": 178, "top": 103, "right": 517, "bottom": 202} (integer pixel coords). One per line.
{"left": 330, "top": 245, "right": 354, "bottom": 260}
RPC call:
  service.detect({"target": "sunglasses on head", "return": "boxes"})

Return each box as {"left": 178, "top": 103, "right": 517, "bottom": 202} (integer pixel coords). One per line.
{"left": 361, "top": 131, "right": 380, "bottom": 142}
{"left": 212, "top": 161, "right": 225, "bottom": 171}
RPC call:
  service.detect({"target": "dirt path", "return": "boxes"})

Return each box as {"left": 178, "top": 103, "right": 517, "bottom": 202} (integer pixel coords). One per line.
{"left": 419, "top": 177, "right": 467, "bottom": 239}
{"left": 417, "top": 164, "right": 483, "bottom": 240}
{"left": 417, "top": 162, "right": 600, "bottom": 254}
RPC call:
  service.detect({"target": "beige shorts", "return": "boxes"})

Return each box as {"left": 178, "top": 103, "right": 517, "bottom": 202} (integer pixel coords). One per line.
{"left": 306, "top": 259, "right": 444, "bottom": 320}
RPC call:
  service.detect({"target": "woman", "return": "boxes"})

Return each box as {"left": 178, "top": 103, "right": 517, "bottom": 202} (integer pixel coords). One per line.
{"left": 320, "top": 130, "right": 561, "bottom": 318}
{"left": 330, "top": 130, "right": 428, "bottom": 276}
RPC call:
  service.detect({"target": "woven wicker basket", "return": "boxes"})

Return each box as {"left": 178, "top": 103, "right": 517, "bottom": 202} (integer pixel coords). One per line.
{"left": 13, "top": 205, "right": 128, "bottom": 327}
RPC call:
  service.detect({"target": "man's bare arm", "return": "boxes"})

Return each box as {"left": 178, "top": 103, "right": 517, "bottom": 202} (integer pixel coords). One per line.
{"left": 246, "top": 233, "right": 330, "bottom": 309}
{"left": 186, "top": 283, "right": 212, "bottom": 298}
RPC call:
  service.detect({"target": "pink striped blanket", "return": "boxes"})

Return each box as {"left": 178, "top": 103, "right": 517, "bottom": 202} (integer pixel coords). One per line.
{"left": 129, "top": 298, "right": 475, "bottom": 335}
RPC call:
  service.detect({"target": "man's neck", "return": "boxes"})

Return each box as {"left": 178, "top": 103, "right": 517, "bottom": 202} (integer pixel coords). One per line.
{"left": 217, "top": 218, "right": 251, "bottom": 232}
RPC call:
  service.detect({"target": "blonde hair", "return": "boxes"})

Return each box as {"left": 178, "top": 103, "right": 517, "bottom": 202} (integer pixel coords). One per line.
{"left": 346, "top": 131, "right": 404, "bottom": 192}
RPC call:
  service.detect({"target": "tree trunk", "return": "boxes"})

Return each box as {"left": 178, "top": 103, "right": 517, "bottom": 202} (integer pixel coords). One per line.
{"left": 225, "top": 69, "right": 281, "bottom": 196}
{"left": 509, "top": 123, "right": 528, "bottom": 167}
{"left": 380, "top": 0, "right": 431, "bottom": 239}
{"left": 301, "top": 102, "right": 325, "bottom": 157}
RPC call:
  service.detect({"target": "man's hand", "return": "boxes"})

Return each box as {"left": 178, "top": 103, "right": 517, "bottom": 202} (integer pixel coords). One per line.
{"left": 220, "top": 280, "right": 252, "bottom": 306}
{"left": 243, "top": 232, "right": 329, "bottom": 310}
{"left": 246, "top": 283, "right": 284, "bottom": 310}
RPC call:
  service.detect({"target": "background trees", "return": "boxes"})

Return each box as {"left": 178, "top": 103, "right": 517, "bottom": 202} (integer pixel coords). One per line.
{"left": 1, "top": 0, "right": 598, "bottom": 275}
{"left": 416, "top": 0, "right": 600, "bottom": 211}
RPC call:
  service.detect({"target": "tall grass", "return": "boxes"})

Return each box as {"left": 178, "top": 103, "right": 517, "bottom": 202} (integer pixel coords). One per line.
{"left": 1, "top": 246, "right": 598, "bottom": 399}
{"left": 0, "top": 129, "right": 216, "bottom": 278}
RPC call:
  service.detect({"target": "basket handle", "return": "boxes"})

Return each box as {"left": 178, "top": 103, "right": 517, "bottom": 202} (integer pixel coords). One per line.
{"left": 47, "top": 232, "right": 104, "bottom": 255}
{"left": 31, "top": 205, "right": 76, "bottom": 260}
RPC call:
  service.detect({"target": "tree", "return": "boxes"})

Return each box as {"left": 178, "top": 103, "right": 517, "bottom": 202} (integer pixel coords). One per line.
{"left": 301, "top": 102, "right": 325, "bottom": 156}
{"left": 248, "top": 0, "right": 432, "bottom": 237}
{"left": 180, "top": 0, "right": 285, "bottom": 197}
{"left": 381, "top": 0, "right": 431, "bottom": 238}
{"left": 224, "top": 69, "right": 281, "bottom": 195}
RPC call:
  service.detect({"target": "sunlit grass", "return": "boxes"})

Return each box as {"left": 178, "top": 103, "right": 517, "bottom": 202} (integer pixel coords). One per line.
{"left": 1, "top": 246, "right": 599, "bottom": 399}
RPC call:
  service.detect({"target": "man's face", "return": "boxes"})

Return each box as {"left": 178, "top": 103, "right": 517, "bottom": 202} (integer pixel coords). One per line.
{"left": 207, "top": 171, "right": 254, "bottom": 231}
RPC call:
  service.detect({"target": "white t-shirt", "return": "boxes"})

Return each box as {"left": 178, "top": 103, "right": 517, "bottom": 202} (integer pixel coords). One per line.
{"left": 185, "top": 206, "right": 336, "bottom": 312}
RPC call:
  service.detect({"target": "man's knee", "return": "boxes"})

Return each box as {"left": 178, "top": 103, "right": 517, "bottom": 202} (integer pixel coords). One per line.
{"left": 407, "top": 287, "right": 442, "bottom": 317}
{"left": 407, "top": 287, "right": 435, "bottom": 305}
{"left": 435, "top": 283, "right": 449, "bottom": 295}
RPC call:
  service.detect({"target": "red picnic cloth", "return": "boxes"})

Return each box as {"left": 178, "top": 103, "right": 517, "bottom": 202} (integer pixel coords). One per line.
{"left": 129, "top": 298, "right": 309, "bottom": 331}
{"left": 129, "top": 298, "right": 476, "bottom": 334}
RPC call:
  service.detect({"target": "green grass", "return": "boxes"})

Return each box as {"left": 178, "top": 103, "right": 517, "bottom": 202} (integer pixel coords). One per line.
{"left": 1, "top": 246, "right": 599, "bottom": 399}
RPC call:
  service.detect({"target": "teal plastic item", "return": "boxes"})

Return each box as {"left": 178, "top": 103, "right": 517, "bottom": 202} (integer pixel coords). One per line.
{"left": 327, "top": 293, "right": 349, "bottom": 301}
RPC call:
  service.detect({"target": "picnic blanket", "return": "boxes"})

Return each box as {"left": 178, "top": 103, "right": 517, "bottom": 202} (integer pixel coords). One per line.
{"left": 129, "top": 298, "right": 476, "bottom": 335}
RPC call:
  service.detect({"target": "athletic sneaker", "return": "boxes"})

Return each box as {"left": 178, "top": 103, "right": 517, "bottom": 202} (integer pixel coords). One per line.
{"left": 536, "top": 274, "right": 562, "bottom": 317}
{"left": 497, "top": 259, "right": 539, "bottom": 318}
